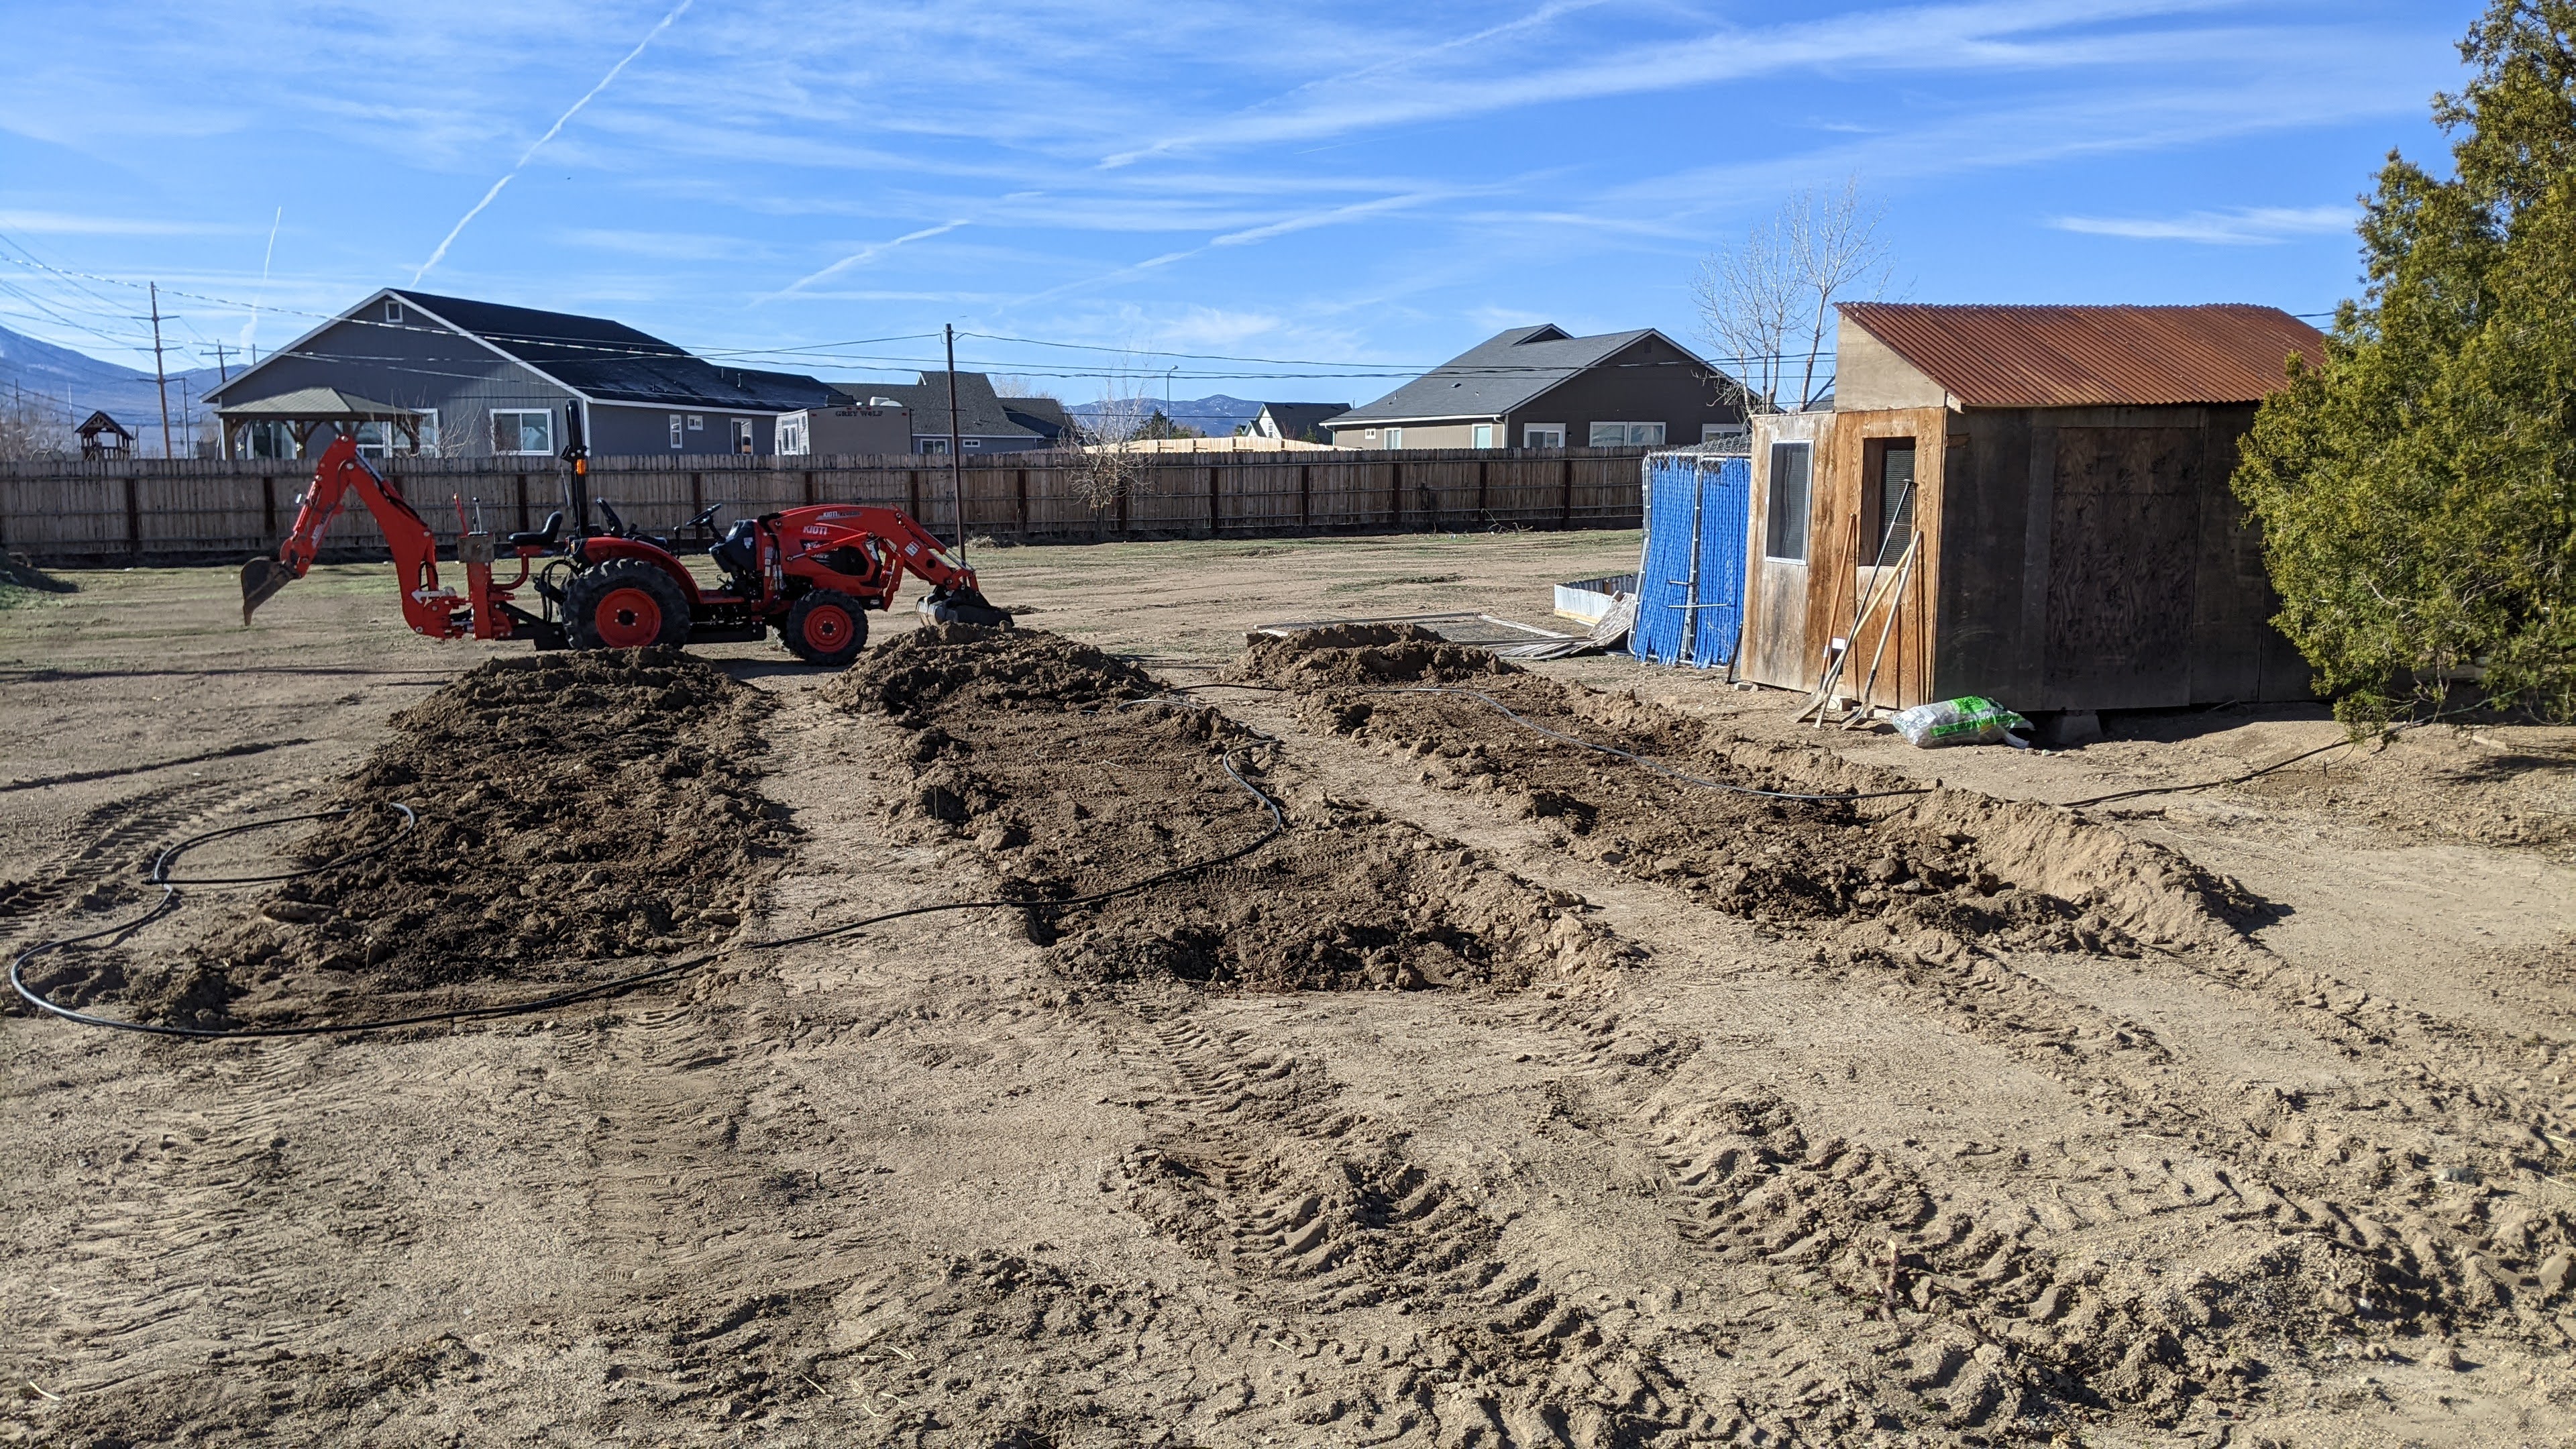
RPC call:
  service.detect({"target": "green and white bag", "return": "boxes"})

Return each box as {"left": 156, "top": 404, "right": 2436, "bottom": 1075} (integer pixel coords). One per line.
{"left": 1889, "top": 696, "right": 2034, "bottom": 749}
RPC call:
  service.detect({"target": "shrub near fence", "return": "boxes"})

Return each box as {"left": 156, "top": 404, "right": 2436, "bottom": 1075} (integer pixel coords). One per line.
{"left": 0, "top": 447, "right": 1648, "bottom": 566}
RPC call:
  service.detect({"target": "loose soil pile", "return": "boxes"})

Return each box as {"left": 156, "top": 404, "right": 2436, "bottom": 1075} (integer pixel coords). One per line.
{"left": 1248, "top": 627, "right": 2264, "bottom": 964}
{"left": 89, "top": 649, "right": 785, "bottom": 1028}
{"left": 1228, "top": 621, "right": 1517, "bottom": 690}
{"left": 832, "top": 624, "right": 1633, "bottom": 990}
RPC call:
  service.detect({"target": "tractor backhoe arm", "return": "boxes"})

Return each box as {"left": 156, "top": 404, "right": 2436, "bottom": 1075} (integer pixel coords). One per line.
{"left": 240, "top": 433, "right": 458, "bottom": 634}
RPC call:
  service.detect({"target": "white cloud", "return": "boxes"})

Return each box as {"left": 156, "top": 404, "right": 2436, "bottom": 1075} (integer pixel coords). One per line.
{"left": 0, "top": 210, "right": 250, "bottom": 236}
{"left": 2050, "top": 205, "right": 2355, "bottom": 244}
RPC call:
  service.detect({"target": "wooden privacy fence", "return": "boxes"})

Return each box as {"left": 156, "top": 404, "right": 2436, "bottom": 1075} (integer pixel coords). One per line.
{"left": 0, "top": 447, "right": 1647, "bottom": 566}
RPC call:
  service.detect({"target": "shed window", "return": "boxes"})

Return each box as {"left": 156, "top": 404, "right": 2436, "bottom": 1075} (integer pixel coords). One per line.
{"left": 1765, "top": 441, "right": 1811, "bottom": 561}
{"left": 1864, "top": 439, "right": 1917, "bottom": 566}
{"left": 492, "top": 409, "right": 553, "bottom": 455}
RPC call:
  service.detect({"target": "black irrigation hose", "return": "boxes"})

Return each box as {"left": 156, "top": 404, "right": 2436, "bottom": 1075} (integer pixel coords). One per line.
{"left": 1356, "top": 685, "right": 1937, "bottom": 804}
{"left": 2054, "top": 720, "right": 2425, "bottom": 810}
{"left": 11, "top": 757, "right": 1284, "bottom": 1043}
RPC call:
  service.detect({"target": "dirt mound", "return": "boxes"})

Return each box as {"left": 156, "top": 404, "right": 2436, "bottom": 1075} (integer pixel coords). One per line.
{"left": 838, "top": 626, "right": 1632, "bottom": 991}
{"left": 1278, "top": 665, "right": 2264, "bottom": 961}
{"left": 1226, "top": 623, "right": 1519, "bottom": 690}
{"left": 117, "top": 650, "right": 784, "bottom": 1027}
{"left": 827, "top": 621, "right": 1158, "bottom": 716}
{"left": 0, "top": 553, "right": 74, "bottom": 599}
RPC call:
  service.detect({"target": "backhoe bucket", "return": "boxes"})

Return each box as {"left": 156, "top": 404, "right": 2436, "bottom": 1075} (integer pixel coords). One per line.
{"left": 239, "top": 556, "right": 292, "bottom": 625}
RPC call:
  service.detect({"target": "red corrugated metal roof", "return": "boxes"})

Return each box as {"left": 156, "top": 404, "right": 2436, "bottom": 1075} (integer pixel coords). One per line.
{"left": 1838, "top": 303, "right": 2324, "bottom": 408}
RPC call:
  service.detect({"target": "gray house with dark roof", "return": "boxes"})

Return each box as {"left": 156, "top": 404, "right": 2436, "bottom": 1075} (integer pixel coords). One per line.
{"left": 1248, "top": 402, "right": 1349, "bottom": 443}
{"left": 203, "top": 288, "right": 838, "bottom": 460}
{"left": 1326, "top": 325, "right": 1746, "bottom": 450}
{"left": 849, "top": 372, "right": 1077, "bottom": 454}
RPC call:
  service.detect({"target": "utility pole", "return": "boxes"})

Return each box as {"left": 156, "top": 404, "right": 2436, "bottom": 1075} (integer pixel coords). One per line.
{"left": 213, "top": 341, "right": 233, "bottom": 458}
{"left": 944, "top": 323, "right": 965, "bottom": 564}
{"left": 148, "top": 282, "right": 174, "bottom": 460}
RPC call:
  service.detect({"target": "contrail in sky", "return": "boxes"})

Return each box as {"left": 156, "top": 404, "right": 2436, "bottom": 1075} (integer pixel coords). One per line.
{"left": 244, "top": 205, "right": 281, "bottom": 360}
{"left": 413, "top": 0, "right": 693, "bottom": 282}
{"left": 767, "top": 221, "right": 971, "bottom": 300}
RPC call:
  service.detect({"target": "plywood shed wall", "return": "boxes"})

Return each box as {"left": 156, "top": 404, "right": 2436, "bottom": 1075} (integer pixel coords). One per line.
{"left": 1743, "top": 405, "right": 2312, "bottom": 713}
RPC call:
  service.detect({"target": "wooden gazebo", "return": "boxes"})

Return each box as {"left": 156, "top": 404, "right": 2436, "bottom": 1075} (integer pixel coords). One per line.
{"left": 76, "top": 411, "right": 136, "bottom": 461}
{"left": 217, "top": 387, "right": 423, "bottom": 460}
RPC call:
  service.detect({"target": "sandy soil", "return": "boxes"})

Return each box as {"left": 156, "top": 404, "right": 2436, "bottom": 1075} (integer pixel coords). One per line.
{"left": 3, "top": 533, "right": 2573, "bottom": 1447}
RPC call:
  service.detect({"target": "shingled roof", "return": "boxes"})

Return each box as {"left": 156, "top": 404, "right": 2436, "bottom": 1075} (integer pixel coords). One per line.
{"left": 1330, "top": 325, "right": 1703, "bottom": 426}
{"left": 391, "top": 291, "right": 839, "bottom": 411}
{"left": 1838, "top": 303, "right": 2324, "bottom": 409}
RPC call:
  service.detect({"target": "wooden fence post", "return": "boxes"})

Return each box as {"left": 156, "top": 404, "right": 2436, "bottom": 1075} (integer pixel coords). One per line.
{"left": 1475, "top": 459, "right": 1489, "bottom": 521}
{"left": 1207, "top": 464, "right": 1222, "bottom": 537}
{"left": 262, "top": 476, "right": 278, "bottom": 538}
{"left": 802, "top": 470, "right": 817, "bottom": 506}
{"left": 125, "top": 475, "right": 142, "bottom": 557}
{"left": 1016, "top": 467, "right": 1030, "bottom": 538}
{"left": 1390, "top": 459, "right": 1403, "bottom": 531}
{"left": 690, "top": 472, "right": 704, "bottom": 517}
{"left": 1560, "top": 455, "right": 1575, "bottom": 530}
{"left": 1299, "top": 464, "right": 1311, "bottom": 529}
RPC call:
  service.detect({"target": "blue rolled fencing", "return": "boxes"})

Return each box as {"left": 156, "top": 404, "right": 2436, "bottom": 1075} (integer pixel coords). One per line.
{"left": 1629, "top": 452, "right": 1751, "bottom": 669}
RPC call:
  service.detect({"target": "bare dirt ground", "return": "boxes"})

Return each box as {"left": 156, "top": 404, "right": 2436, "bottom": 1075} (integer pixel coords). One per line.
{"left": 3, "top": 532, "right": 2573, "bottom": 1447}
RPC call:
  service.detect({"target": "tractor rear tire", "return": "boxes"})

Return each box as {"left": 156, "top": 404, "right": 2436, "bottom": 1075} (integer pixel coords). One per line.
{"left": 782, "top": 590, "right": 869, "bottom": 667}
{"left": 566, "top": 558, "right": 690, "bottom": 652}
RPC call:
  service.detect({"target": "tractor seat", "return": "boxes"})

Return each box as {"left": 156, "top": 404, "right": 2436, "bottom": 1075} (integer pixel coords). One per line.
{"left": 709, "top": 518, "right": 759, "bottom": 579}
{"left": 507, "top": 511, "right": 564, "bottom": 549}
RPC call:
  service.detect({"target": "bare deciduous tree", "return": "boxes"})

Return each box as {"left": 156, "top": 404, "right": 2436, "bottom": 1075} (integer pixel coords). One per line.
{"left": 1069, "top": 356, "right": 1158, "bottom": 511}
{"left": 0, "top": 387, "right": 70, "bottom": 462}
{"left": 1695, "top": 180, "right": 1893, "bottom": 413}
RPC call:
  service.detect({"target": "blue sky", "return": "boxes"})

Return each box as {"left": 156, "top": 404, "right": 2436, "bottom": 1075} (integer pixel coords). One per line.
{"left": 0, "top": 0, "right": 2476, "bottom": 404}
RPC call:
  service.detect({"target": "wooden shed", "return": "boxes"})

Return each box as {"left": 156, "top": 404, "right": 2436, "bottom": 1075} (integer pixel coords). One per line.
{"left": 1740, "top": 303, "right": 2326, "bottom": 716}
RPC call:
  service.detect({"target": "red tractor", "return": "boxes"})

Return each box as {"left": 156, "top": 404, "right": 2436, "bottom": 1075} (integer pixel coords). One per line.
{"left": 239, "top": 410, "right": 1007, "bottom": 667}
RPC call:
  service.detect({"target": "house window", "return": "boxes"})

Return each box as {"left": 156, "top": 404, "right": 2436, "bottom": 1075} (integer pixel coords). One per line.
{"left": 777, "top": 414, "right": 808, "bottom": 456}
{"left": 1363, "top": 427, "right": 1379, "bottom": 441}
{"left": 1862, "top": 438, "right": 1917, "bottom": 566}
{"left": 417, "top": 409, "right": 439, "bottom": 454}
{"left": 919, "top": 437, "right": 951, "bottom": 455}
{"left": 1765, "top": 442, "right": 1812, "bottom": 561}
{"left": 384, "top": 301, "right": 404, "bottom": 324}
{"left": 1384, "top": 427, "right": 1403, "bottom": 449}
{"left": 686, "top": 414, "right": 704, "bottom": 431}
{"left": 1589, "top": 421, "right": 1666, "bottom": 447}
{"left": 1701, "top": 423, "right": 1747, "bottom": 445}
{"left": 354, "top": 422, "right": 389, "bottom": 459}
{"left": 669, "top": 414, "right": 685, "bottom": 449}
{"left": 1523, "top": 424, "right": 1565, "bottom": 449}
{"left": 962, "top": 437, "right": 982, "bottom": 449}
{"left": 1472, "top": 423, "right": 1494, "bottom": 448}
{"left": 732, "top": 418, "right": 753, "bottom": 453}
{"left": 492, "top": 409, "right": 553, "bottom": 455}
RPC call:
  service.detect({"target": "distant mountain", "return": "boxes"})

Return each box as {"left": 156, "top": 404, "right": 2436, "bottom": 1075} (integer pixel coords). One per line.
{"left": 0, "top": 321, "right": 231, "bottom": 453}
{"left": 1064, "top": 393, "right": 1273, "bottom": 437}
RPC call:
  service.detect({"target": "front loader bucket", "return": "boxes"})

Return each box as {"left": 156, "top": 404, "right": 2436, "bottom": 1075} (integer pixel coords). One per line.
{"left": 239, "top": 556, "right": 292, "bottom": 626}
{"left": 918, "top": 586, "right": 1013, "bottom": 629}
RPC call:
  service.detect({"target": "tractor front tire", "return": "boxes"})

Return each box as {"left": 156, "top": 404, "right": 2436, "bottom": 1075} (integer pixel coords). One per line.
{"left": 782, "top": 590, "right": 869, "bottom": 667}
{"left": 566, "top": 558, "right": 691, "bottom": 652}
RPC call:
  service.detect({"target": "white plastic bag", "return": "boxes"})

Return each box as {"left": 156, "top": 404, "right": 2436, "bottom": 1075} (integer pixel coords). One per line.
{"left": 1889, "top": 696, "right": 2034, "bottom": 749}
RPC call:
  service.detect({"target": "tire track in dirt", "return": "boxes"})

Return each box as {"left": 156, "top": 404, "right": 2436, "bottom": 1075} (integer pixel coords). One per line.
{"left": 1231, "top": 629, "right": 2576, "bottom": 1429}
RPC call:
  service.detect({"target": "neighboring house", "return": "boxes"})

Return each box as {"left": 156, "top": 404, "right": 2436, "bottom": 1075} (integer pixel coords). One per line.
{"left": 1325, "top": 325, "right": 1745, "bottom": 450}
{"left": 203, "top": 289, "right": 838, "bottom": 460}
{"left": 849, "top": 373, "right": 1077, "bottom": 454}
{"left": 1248, "top": 402, "right": 1348, "bottom": 443}
{"left": 1739, "top": 302, "right": 2326, "bottom": 714}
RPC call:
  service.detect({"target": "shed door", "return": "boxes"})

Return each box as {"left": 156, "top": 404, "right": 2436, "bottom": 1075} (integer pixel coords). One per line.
{"left": 2043, "top": 427, "right": 2202, "bottom": 707}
